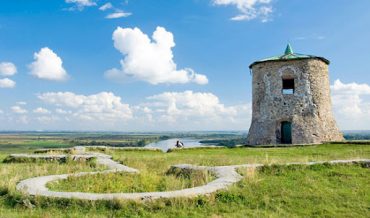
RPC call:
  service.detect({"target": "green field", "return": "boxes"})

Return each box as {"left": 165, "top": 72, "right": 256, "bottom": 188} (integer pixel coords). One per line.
{"left": 0, "top": 133, "right": 166, "bottom": 154}
{"left": 0, "top": 133, "right": 369, "bottom": 217}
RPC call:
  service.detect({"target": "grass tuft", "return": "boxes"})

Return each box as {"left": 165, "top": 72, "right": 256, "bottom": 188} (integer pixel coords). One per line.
{"left": 47, "top": 167, "right": 215, "bottom": 193}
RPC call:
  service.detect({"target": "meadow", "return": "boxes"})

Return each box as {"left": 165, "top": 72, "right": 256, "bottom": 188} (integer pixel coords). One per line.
{"left": 0, "top": 133, "right": 369, "bottom": 217}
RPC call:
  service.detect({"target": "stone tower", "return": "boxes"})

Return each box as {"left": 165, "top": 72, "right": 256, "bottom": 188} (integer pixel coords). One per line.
{"left": 246, "top": 44, "right": 343, "bottom": 145}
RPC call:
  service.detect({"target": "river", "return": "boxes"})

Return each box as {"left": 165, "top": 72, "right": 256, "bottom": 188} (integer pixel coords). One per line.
{"left": 145, "top": 138, "right": 202, "bottom": 152}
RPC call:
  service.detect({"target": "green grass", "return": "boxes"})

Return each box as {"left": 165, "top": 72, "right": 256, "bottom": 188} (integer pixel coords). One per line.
{"left": 107, "top": 143, "right": 370, "bottom": 173}
{"left": 0, "top": 141, "right": 369, "bottom": 217}
{"left": 0, "top": 139, "right": 72, "bottom": 154}
{"left": 47, "top": 168, "right": 214, "bottom": 193}
{"left": 0, "top": 163, "right": 368, "bottom": 217}
{"left": 214, "top": 163, "right": 369, "bottom": 217}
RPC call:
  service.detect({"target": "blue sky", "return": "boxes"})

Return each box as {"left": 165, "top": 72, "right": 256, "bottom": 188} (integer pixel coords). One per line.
{"left": 0, "top": 0, "right": 369, "bottom": 131}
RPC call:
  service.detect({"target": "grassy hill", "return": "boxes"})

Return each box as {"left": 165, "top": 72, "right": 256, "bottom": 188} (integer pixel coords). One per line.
{"left": 0, "top": 134, "right": 369, "bottom": 217}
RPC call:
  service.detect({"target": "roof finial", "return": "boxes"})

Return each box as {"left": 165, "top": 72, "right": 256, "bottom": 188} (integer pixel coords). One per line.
{"left": 285, "top": 43, "right": 294, "bottom": 55}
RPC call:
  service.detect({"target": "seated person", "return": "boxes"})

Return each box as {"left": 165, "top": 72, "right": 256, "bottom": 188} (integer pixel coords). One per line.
{"left": 175, "top": 140, "right": 184, "bottom": 148}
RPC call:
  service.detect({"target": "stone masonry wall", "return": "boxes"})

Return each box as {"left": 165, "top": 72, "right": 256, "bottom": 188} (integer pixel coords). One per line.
{"left": 246, "top": 58, "right": 343, "bottom": 145}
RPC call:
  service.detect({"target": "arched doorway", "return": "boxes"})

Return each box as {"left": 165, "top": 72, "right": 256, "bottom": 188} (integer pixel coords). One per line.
{"left": 281, "top": 121, "right": 292, "bottom": 144}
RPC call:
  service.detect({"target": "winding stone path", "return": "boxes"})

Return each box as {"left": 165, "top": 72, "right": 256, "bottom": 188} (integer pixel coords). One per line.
{"left": 8, "top": 146, "right": 370, "bottom": 201}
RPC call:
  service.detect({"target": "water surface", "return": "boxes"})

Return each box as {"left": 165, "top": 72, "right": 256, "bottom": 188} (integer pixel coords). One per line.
{"left": 145, "top": 138, "right": 202, "bottom": 152}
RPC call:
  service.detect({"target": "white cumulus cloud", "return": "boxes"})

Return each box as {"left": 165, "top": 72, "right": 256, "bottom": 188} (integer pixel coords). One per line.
{"left": 65, "top": 0, "right": 96, "bottom": 10}
{"left": 0, "top": 78, "right": 15, "bottom": 88}
{"left": 212, "top": 0, "right": 273, "bottom": 22}
{"left": 16, "top": 101, "right": 27, "bottom": 105}
{"left": 33, "top": 107, "right": 51, "bottom": 114}
{"left": 106, "top": 11, "right": 132, "bottom": 19}
{"left": 55, "top": 108, "right": 72, "bottom": 114}
{"left": 99, "top": 2, "right": 113, "bottom": 11}
{"left": 99, "top": 2, "right": 131, "bottom": 19}
{"left": 29, "top": 47, "right": 69, "bottom": 81}
{"left": 36, "top": 116, "right": 60, "bottom": 123}
{"left": 331, "top": 79, "right": 370, "bottom": 130}
{"left": 1, "top": 90, "right": 253, "bottom": 131}
{"left": 38, "top": 91, "right": 133, "bottom": 122}
{"left": 331, "top": 79, "right": 370, "bottom": 95}
{"left": 11, "top": 105, "right": 28, "bottom": 114}
{"left": 141, "top": 91, "right": 251, "bottom": 130}
{"left": 105, "top": 26, "right": 208, "bottom": 85}
{"left": 0, "top": 62, "right": 17, "bottom": 76}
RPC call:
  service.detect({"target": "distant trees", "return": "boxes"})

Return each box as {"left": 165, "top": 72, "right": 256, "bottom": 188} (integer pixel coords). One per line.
{"left": 199, "top": 138, "right": 247, "bottom": 147}
{"left": 343, "top": 132, "right": 370, "bottom": 140}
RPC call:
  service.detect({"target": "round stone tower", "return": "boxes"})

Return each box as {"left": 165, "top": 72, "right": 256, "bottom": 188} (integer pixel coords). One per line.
{"left": 247, "top": 44, "right": 343, "bottom": 145}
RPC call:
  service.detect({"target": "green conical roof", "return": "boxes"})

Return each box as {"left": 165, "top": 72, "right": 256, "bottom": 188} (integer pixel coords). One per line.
{"left": 249, "top": 44, "right": 330, "bottom": 69}
{"left": 284, "top": 43, "right": 293, "bottom": 55}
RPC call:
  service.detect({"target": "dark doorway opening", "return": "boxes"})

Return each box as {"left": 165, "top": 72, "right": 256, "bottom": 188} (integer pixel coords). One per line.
{"left": 282, "top": 78, "right": 294, "bottom": 94}
{"left": 281, "top": 121, "right": 292, "bottom": 144}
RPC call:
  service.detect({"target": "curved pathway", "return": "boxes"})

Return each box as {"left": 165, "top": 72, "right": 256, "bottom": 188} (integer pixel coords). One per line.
{"left": 9, "top": 146, "right": 370, "bottom": 201}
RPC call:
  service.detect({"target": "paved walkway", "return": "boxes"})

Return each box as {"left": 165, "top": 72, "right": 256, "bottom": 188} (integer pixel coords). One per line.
{"left": 9, "top": 146, "right": 370, "bottom": 201}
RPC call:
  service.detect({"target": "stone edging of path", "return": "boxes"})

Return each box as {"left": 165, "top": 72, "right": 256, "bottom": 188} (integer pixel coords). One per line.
{"left": 9, "top": 147, "right": 370, "bottom": 201}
